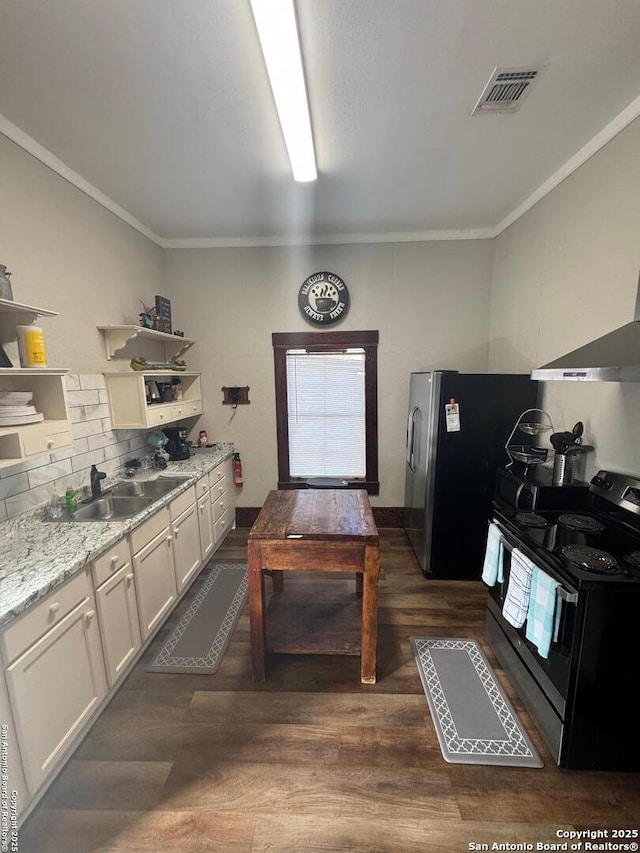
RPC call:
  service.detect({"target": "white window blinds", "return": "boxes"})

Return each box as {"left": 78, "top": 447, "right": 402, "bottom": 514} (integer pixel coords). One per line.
{"left": 286, "top": 349, "right": 366, "bottom": 478}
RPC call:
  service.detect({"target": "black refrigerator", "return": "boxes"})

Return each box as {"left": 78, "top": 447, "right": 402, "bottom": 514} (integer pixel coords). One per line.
{"left": 404, "top": 371, "right": 538, "bottom": 579}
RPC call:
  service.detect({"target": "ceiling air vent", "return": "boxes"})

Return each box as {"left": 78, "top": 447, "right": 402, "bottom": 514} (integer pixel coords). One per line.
{"left": 471, "top": 66, "right": 542, "bottom": 115}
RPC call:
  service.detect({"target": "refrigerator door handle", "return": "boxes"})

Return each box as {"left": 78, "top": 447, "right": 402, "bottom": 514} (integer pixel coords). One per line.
{"left": 406, "top": 406, "right": 419, "bottom": 470}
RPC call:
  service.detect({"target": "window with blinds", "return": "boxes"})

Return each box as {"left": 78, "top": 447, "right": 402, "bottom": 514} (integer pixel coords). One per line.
{"left": 286, "top": 349, "right": 366, "bottom": 478}
{"left": 272, "top": 329, "right": 379, "bottom": 494}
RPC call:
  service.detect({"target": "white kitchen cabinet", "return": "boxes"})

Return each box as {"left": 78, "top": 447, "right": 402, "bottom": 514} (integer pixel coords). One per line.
{"left": 92, "top": 540, "right": 142, "bottom": 687}
{"left": 98, "top": 324, "right": 202, "bottom": 429}
{"left": 210, "top": 457, "right": 235, "bottom": 545}
{"left": 213, "top": 509, "right": 232, "bottom": 543}
{"left": 196, "top": 473, "right": 214, "bottom": 561}
{"left": 130, "top": 508, "right": 177, "bottom": 640}
{"left": 0, "top": 666, "right": 29, "bottom": 818}
{"left": 209, "top": 455, "right": 234, "bottom": 496}
{"left": 0, "top": 298, "right": 71, "bottom": 469}
{"left": 171, "top": 501, "right": 201, "bottom": 592}
{"left": 102, "top": 370, "right": 202, "bottom": 429}
{"left": 198, "top": 492, "right": 214, "bottom": 561}
{"left": 2, "top": 570, "right": 107, "bottom": 794}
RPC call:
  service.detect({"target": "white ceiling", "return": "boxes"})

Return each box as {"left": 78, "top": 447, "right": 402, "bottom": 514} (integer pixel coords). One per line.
{"left": 1, "top": 0, "right": 640, "bottom": 247}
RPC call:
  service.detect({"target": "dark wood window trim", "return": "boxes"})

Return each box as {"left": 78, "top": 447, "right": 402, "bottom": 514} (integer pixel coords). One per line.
{"left": 272, "top": 330, "right": 379, "bottom": 495}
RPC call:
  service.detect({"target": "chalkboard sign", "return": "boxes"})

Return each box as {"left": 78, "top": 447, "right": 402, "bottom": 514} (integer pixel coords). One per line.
{"left": 154, "top": 295, "right": 172, "bottom": 334}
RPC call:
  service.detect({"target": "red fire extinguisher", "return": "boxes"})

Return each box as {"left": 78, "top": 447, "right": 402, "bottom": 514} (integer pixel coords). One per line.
{"left": 233, "top": 452, "right": 243, "bottom": 487}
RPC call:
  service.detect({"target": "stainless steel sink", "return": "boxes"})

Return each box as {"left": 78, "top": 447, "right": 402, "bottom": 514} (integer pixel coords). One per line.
{"left": 110, "top": 477, "right": 189, "bottom": 499}
{"left": 61, "top": 495, "right": 154, "bottom": 522}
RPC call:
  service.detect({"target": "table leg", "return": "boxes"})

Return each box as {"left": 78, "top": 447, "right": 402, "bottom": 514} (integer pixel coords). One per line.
{"left": 360, "top": 544, "right": 380, "bottom": 684}
{"left": 248, "top": 540, "right": 266, "bottom": 681}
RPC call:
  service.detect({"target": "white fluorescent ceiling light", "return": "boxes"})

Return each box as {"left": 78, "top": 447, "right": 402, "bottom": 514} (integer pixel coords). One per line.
{"left": 250, "top": 0, "right": 317, "bottom": 182}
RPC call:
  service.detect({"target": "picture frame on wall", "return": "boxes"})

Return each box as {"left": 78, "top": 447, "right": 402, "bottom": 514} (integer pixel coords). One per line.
{"left": 154, "top": 295, "right": 172, "bottom": 334}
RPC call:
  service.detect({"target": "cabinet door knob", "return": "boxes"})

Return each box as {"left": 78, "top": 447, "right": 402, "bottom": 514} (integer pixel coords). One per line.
{"left": 49, "top": 602, "right": 61, "bottom": 617}
{"left": 85, "top": 609, "right": 95, "bottom": 622}
{"left": 126, "top": 573, "right": 134, "bottom": 583}
{"left": 166, "top": 534, "right": 173, "bottom": 543}
{"left": 111, "top": 555, "right": 119, "bottom": 568}
{"left": 173, "top": 526, "right": 180, "bottom": 538}
{"left": 47, "top": 439, "right": 54, "bottom": 449}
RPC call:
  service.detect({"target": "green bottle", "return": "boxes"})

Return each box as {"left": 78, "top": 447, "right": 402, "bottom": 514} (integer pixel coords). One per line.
{"left": 64, "top": 488, "right": 77, "bottom": 513}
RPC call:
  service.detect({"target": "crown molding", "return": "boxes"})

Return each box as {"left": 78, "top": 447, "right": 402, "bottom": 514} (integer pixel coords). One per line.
{"left": 3, "top": 93, "right": 640, "bottom": 249}
{"left": 493, "top": 93, "right": 640, "bottom": 237}
{"left": 0, "top": 114, "right": 163, "bottom": 246}
{"left": 158, "top": 229, "right": 493, "bottom": 248}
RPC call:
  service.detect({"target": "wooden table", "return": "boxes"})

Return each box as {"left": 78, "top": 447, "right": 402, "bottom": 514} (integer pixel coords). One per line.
{"left": 248, "top": 489, "right": 380, "bottom": 684}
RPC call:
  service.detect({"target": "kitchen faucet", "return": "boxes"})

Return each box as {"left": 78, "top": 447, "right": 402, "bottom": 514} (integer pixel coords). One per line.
{"left": 90, "top": 464, "right": 107, "bottom": 499}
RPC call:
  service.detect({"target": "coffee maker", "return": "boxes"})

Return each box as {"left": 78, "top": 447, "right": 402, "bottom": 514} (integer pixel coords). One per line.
{"left": 162, "top": 427, "right": 191, "bottom": 461}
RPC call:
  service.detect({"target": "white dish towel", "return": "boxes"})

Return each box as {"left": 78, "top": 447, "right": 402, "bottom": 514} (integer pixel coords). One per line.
{"left": 502, "top": 548, "right": 535, "bottom": 629}
{"left": 481, "top": 522, "right": 504, "bottom": 587}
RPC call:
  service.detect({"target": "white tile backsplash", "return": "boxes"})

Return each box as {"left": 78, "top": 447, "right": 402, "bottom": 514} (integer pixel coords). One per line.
{"left": 83, "top": 403, "right": 110, "bottom": 421}
{"left": 71, "top": 447, "right": 107, "bottom": 472}
{"left": 0, "top": 473, "right": 29, "bottom": 501}
{"left": 27, "top": 459, "right": 73, "bottom": 489}
{"left": 67, "top": 389, "right": 101, "bottom": 407}
{"left": 71, "top": 419, "right": 105, "bottom": 440}
{"left": 79, "top": 374, "right": 106, "bottom": 390}
{"left": 0, "top": 373, "right": 158, "bottom": 520}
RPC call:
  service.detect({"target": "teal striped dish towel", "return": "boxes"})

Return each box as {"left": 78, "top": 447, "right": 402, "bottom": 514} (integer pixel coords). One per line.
{"left": 502, "top": 548, "right": 534, "bottom": 628}
{"left": 525, "top": 566, "right": 562, "bottom": 659}
{"left": 481, "top": 522, "right": 504, "bottom": 587}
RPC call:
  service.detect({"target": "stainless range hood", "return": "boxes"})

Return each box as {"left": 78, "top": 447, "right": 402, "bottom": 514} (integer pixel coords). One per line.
{"left": 531, "top": 272, "right": 640, "bottom": 382}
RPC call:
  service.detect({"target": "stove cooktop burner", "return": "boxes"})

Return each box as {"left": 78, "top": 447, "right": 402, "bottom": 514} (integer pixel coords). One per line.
{"left": 515, "top": 512, "right": 548, "bottom": 528}
{"left": 624, "top": 551, "right": 640, "bottom": 575}
{"left": 558, "top": 513, "right": 605, "bottom": 533}
{"left": 560, "top": 544, "right": 621, "bottom": 574}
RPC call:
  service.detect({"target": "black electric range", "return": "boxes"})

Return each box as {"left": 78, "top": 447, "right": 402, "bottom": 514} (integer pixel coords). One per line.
{"left": 495, "top": 507, "right": 640, "bottom": 590}
{"left": 486, "top": 469, "right": 640, "bottom": 770}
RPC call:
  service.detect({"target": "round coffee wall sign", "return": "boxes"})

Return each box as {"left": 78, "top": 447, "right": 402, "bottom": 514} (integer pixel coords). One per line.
{"left": 298, "top": 271, "right": 350, "bottom": 326}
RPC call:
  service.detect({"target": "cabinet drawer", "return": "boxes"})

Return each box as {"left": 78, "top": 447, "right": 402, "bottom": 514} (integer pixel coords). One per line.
{"left": 209, "top": 473, "right": 228, "bottom": 498}
{"left": 1, "top": 569, "right": 92, "bottom": 665}
{"left": 196, "top": 474, "right": 209, "bottom": 499}
{"left": 211, "top": 489, "right": 230, "bottom": 522}
{"left": 22, "top": 424, "right": 71, "bottom": 457}
{"left": 129, "top": 506, "right": 170, "bottom": 555}
{"left": 209, "top": 461, "right": 227, "bottom": 488}
{"left": 213, "top": 508, "right": 231, "bottom": 543}
{"left": 91, "top": 538, "right": 132, "bottom": 588}
{"left": 172, "top": 400, "right": 202, "bottom": 420}
{"left": 146, "top": 405, "right": 173, "bottom": 427}
{"left": 169, "top": 485, "right": 196, "bottom": 521}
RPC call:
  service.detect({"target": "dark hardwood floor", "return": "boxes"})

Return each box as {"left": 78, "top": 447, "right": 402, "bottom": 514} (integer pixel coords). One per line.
{"left": 20, "top": 529, "right": 640, "bottom": 852}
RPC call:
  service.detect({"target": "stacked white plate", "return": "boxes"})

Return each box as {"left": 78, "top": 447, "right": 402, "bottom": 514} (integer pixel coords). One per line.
{"left": 0, "top": 391, "right": 33, "bottom": 405}
{"left": 0, "top": 391, "right": 43, "bottom": 426}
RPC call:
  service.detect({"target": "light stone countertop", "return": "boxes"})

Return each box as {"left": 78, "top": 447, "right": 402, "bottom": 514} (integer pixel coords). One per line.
{"left": 0, "top": 443, "right": 235, "bottom": 628}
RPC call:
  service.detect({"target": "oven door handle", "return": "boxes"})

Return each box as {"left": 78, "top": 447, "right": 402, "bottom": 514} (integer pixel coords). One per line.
{"left": 495, "top": 526, "right": 579, "bottom": 606}
{"left": 557, "top": 587, "right": 579, "bottom": 605}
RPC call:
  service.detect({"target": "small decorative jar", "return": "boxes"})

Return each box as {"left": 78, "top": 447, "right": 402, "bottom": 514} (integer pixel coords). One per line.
{"left": 0, "top": 265, "right": 13, "bottom": 301}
